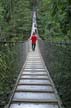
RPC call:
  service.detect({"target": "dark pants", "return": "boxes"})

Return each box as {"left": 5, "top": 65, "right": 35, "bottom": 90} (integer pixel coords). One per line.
{"left": 32, "top": 43, "right": 36, "bottom": 51}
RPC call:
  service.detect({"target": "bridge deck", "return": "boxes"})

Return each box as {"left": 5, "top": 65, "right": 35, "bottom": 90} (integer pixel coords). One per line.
{"left": 7, "top": 42, "right": 62, "bottom": 108}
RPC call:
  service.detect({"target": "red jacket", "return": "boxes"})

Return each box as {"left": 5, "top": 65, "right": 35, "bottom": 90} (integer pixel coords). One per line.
{"left": 31, "top": 35, "right": 38, "bottom": 44}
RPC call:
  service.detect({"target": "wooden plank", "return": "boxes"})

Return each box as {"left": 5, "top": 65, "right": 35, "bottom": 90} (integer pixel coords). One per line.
{"left": 12, "top": 99, "right": 58, "bottom": 104}
{"left": 20, "top": 78, "right": 49, "bottom": 80}
{"left": 21, "top": 74, "right": 48, "bottom": 76}
{"left": 15, "top": 90, "right": 54, "bottom": 93}
{"left": 18, "top": 83, "right": 52, "bottom": 86}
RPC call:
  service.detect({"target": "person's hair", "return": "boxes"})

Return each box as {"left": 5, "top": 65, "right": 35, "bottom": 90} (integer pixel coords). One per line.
{"left": 33, "top": 32, "right": 35, "bottom": 35}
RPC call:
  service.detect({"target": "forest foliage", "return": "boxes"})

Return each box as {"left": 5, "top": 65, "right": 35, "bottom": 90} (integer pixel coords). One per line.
{"left": 37, "top": 0, "right": 71, "bottom": 42}
{"left": 0, "top": 0, "right": 32, "bottom": 42}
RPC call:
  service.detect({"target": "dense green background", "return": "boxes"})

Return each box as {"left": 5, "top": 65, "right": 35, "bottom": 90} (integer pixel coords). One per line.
{"left": 0, "top": 0, "right": 32, "bottom": 42}
{"left": 37, "top": 0, "right": 71, "bottom": 42}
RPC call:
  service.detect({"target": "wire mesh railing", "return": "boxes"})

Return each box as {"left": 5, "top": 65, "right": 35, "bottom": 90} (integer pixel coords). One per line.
{"left": 38, "top": 39, "right": 71, "bottom": 108}
{"left": 0, "top": 41, "right": 29, "bottom": 108}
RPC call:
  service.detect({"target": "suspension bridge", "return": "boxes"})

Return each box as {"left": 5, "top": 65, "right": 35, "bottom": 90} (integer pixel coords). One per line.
{"left": 6, "top": 11, "right": 63, "bottom": 108}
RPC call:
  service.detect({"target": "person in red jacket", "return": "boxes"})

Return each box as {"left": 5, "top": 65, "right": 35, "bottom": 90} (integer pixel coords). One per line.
{"left": 31, "top": 32, "right": 38, "bottom": 51}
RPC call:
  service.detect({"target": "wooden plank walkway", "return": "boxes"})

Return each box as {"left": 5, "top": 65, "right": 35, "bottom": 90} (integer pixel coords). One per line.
{"left": 7, "top": 42, "right": 63, "bottom": 108}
